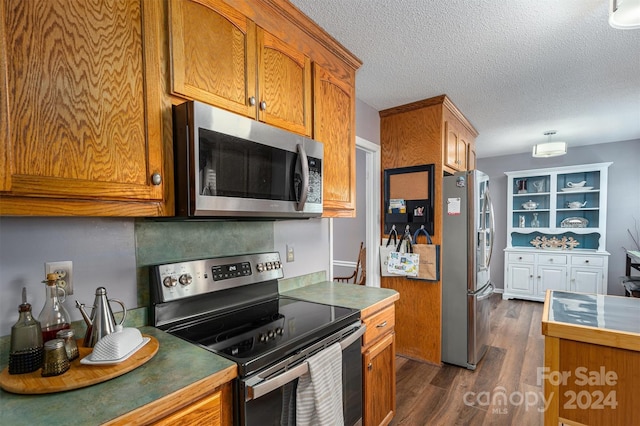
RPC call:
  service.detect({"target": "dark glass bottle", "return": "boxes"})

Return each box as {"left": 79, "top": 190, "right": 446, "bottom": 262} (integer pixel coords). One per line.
{"left": 8, "top": 287, "right": 44, "bottom": 374}
{"left": 38, "top": 273, "right": 71, "bottom": 342}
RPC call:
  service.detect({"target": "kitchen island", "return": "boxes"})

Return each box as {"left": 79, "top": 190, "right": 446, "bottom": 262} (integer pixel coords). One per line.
{"left": 541, "top": 290, "right": 640, "bottom": 425}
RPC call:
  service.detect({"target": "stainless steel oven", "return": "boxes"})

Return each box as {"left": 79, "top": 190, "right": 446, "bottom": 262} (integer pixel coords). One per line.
{"left": 172, "top": 101, "right": 323, "bottom": 219}
{"left": 242, "top": 320, "right": 364, "bottom": 426}
{"left": 150, "top": 252, "right": 363, "bottom": 426}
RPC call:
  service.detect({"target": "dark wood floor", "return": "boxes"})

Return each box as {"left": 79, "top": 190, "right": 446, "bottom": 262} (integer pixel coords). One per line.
{"left": 391, "top": 294, "right": 545, "bottom": 426}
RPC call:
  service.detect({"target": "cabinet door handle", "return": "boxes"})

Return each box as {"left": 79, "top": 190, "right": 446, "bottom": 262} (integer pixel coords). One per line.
{"left": 260, "top": 100, "right": 267, "bottom": 111}
{"left": 529, "top": 275, "right": 533, "bottom": 278}
{"left": 537, "top": 276, "right": 541, "bottom": 279}
{"left": 248, "top": 96, "right": 256, "bottom": 106}
{"left": 376, "top": 321, "right": 388, "bottom": 328}
{"left": 518, "top": 256, "right": 523, "bottom": 260}
{"left": 585, "top": 260, "right": 589, "bottom": 263}
{"left": 368, "top": 362, "right": 373, "bottom": 371}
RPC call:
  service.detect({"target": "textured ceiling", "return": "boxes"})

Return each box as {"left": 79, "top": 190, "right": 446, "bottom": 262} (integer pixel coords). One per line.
{"left": 289, "top": 0, "right": 640, "bottom": 158}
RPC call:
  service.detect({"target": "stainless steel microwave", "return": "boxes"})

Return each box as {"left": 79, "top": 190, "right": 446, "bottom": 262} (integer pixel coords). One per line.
{"left": 172, "top": 101, "right": 323, "bottom": 219}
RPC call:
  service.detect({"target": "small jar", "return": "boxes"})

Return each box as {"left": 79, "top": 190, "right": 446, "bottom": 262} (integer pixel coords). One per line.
{"left": 41, "top": 339, "right": 70, "bottom": 377}
{"left": 56, "top": 328, "right": 79, "bottom": 361}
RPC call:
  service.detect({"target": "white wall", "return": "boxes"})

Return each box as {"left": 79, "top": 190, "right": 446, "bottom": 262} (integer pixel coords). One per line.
{"left": 0, "top": 217, "right": 138, "bottom": 336}
{"left": 478, "top": 139, "right": 640, "bottom": 296}
{"left": 273, "top": 218, "right": 330, "bottom": 279}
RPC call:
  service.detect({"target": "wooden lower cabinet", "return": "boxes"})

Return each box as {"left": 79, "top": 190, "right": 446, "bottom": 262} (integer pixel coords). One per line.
{"left": 106, "top": 372, "right": 235, "bottom": 426}
{"left": 152, "top": 390, "right": 224, "bottom": 426}
{"left": 362, "top": 303, "right": 396, "bottom": 426}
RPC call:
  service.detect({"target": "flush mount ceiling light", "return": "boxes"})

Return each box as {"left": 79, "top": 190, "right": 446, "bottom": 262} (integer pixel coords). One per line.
{"left": 609, "top": 0, "right": 640, "bottom": 29}
{"left": 532, "top": 131, "right": 567, "bottom": 158}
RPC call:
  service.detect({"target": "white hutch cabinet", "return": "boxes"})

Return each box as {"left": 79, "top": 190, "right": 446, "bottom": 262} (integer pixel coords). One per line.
{"left": 503, "top": 163, "right": 611, "bottom": 302}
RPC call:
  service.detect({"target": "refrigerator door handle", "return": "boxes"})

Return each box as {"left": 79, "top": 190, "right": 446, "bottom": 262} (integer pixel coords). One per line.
{"left": 485, "top": 189, "right": 495, "bottom": 266}
{"left": 476, "top": 282, "right": 495, "bottom": 301}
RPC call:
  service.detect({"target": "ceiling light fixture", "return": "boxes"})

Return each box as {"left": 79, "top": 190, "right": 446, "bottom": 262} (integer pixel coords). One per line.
{"left": 532, "top": 131, "right": 567, "bottom": 158}
{"left": 609, "top": 0, "right": 640, "bottom": 29}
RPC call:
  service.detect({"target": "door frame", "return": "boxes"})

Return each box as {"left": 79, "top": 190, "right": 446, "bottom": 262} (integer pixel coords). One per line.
{"left": 329, "top": 136, "right": 381, "bottom": 287}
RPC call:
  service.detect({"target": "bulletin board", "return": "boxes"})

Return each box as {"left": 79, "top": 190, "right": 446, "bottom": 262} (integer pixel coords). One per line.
{"left": 383, "top": 164, "right": 435, "bottom": 235}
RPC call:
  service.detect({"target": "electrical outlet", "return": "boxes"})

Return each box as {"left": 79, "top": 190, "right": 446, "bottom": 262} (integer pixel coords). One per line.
{"left": 286, "top": 244, "right": 295, "bottom": 262}
{"left": 45, "top": 261, "right": 73, "bottom": 295}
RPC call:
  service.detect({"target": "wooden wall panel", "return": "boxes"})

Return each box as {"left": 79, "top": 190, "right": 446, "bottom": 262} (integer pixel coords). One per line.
{"left": 380, "top": 103, "right": 445, "bottom": 364}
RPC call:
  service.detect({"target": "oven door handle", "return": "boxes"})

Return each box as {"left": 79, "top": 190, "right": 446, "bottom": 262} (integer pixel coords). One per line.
{"left": 246, "top": 324, "right": 366, "bottom": 401}
{"left": 338, "top": 323, "right": 366, "bottom": 350}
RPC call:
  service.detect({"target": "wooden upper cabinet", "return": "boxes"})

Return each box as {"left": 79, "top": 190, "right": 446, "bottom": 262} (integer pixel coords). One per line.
{"left": 467, "top": 139, "right": 477, "bottom": 170}
{"left": 444, "top": 120, "right": 468, "bottom": 172}
{"left": 257, "top": 28, "right": 312, "bottom": 136}
{"left": 313, "top": 63, "right": 356, "bottom": 217}
{"left": 0, "top": 0, "right": 167, "bottom": 216}
{"left": 169, "top": 0, "right": 312, "bottom": 136}
{"left": 444, "top": 121, "right": 459, "bottom": 171}
{"left": 442, "top": 98, "right": 476, "bottom": 174}
{"left": 169, "top": 0, "right": 257, "bottom": 118}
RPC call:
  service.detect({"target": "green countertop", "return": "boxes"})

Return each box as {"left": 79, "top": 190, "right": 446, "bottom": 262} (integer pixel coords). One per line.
{"left": 0, "top": 326, "right": 236, "bottom": 424}
{"left": 0, "top": 282, "right": 398, "bottom": 424}
{"left": 282, "top": 281, "right": 399, "bottom": 314}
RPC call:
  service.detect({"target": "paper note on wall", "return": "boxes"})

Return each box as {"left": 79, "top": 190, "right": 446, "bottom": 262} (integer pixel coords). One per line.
{"left": 447, "top": 198, "right": 461, "bottom": 215}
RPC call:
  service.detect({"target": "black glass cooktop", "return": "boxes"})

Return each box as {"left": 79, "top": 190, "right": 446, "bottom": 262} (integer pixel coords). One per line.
{"left": 166, "top": 296, "right": 359, "bottom": 376}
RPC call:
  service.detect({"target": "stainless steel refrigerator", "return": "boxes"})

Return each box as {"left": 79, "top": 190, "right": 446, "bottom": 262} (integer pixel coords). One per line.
{"left": 442, "top": 170, "right": 495, "bottom": 370}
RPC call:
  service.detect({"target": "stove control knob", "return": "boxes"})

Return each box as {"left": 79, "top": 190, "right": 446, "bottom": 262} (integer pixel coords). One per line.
{"left": 267, "top": 330, "right": 275, "bottom": 339}
{"left": 259, "top": 333, "right": 268, "bottom": 343}
{"left": 178, "top": 273, "right": 193, "bottom": 286}
{"left": 257, "top": 263, "right": 265, "bottom": 272}
{"left": 275, "top": 327, "right": 284, "bottom": 336}
{"left": 163, "top": 276, "right": 177, "bottom": 288}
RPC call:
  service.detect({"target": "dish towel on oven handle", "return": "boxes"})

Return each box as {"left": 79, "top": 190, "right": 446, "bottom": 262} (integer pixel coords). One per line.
{"left": 296, "top": 342, "right": 344, "bottom": 426}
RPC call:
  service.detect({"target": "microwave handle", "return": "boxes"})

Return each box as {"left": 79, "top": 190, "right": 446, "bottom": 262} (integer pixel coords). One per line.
{"left": 296, "top": 143, "right": 309, "bottom": 211}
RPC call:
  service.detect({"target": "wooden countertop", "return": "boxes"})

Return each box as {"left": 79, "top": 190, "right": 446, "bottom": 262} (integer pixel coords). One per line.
{"left": 542, "top": 290, "right": 640, "bottom": 352}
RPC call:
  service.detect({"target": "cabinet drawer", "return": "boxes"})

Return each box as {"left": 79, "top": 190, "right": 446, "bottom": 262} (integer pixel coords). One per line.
{"left": 362, "top": 305, "right": 395, "bottom": 347}
{"left": 571, "top": 256, "right": 605, "bottom": 267}
{"left": 508, "top": 253, "right": 535, "bottom": 263}
{"left": 538, "top": 254, "right": 567, "bottom": 265}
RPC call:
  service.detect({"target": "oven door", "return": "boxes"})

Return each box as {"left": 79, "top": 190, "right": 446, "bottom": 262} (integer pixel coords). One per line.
{"left": 240, "top": 322, "right": 365, "bottom": 426}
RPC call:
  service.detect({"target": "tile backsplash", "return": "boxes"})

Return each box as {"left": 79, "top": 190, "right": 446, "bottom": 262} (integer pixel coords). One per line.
{"left": 134, "top": 219, "right": 274, "bottom": 307}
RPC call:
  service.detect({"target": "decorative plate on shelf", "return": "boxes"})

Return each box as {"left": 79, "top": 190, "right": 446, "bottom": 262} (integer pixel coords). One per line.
{"left": 560, "top": 217, "right": 589, "bottom": 228}
{"left": 560, "top": 186, "right": 593, "bottom": 192}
